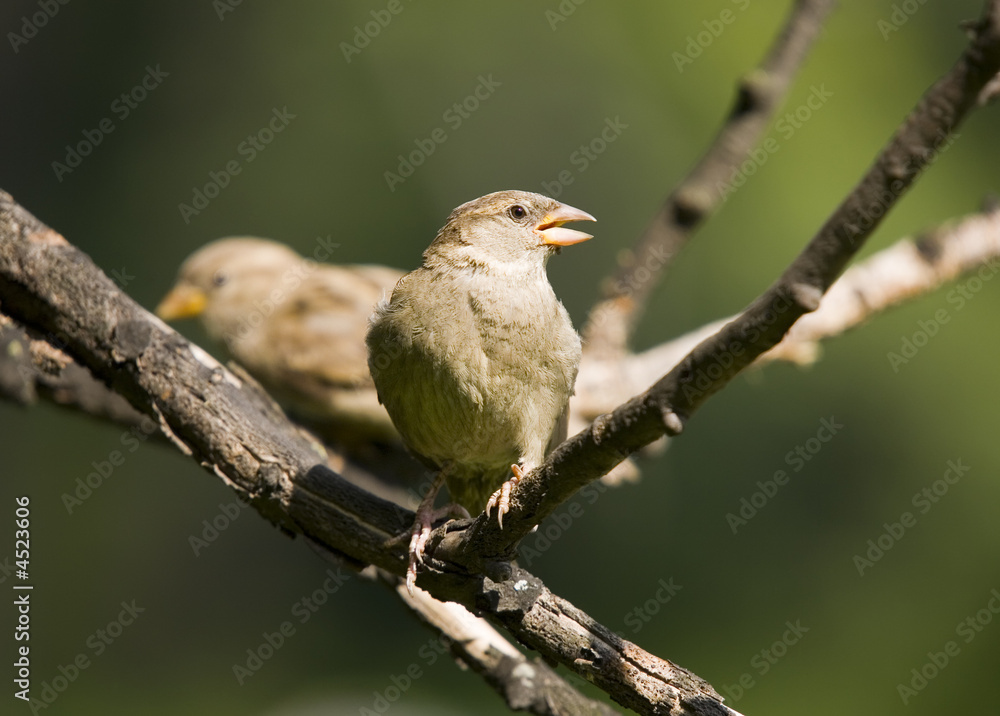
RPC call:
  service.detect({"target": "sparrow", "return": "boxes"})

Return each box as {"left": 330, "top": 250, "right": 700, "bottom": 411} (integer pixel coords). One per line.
{"left": 365, "top": 190, "right": 595, "bottom": 592}
{"left": 156, "top": 237, "right": 403, "bottom": 444}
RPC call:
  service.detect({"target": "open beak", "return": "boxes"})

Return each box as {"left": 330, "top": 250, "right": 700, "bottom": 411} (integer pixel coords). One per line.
{"left": 535, "top": 202, "right": 596, "bottom": 247}
{"left": 155, "top": 284, "right": 208, "bottom": 320}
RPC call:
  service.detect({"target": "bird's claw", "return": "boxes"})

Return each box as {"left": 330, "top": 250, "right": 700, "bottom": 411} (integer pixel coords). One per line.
{"left": 406, "top": 516, "right": 433, "bottom": 596}
{"left": 486, "top": 464, "right": 526, "bottom": 529}
{"left": 405, "top": 502, "right": 468, "bottom": 595}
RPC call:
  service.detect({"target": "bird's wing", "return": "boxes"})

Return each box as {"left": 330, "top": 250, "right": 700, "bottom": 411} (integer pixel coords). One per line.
{"left": 547, "top": 404, "right": 570, "bottom": 455}
{"left": 261, "top": 264, "right": 401, "bottom": 392}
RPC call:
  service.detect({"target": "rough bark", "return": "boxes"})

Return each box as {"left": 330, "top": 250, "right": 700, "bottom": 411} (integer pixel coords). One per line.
{"left": 0, "top": 191, "right": 734, "bottom": 715}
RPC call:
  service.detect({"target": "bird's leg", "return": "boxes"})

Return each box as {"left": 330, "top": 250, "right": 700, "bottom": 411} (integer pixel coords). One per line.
{"left": 486, "top": 463, "right": 529, "bottom": 529}
{"left": 406, "top": 465, "right": 469, "bottom": 595}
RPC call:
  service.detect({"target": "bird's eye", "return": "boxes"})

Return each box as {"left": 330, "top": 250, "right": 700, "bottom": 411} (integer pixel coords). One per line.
{"left": 508, "top": 205, "right": 527, "bottom": 221}
{"left": 212, "top": 271, "right": 228, "bottom": 288}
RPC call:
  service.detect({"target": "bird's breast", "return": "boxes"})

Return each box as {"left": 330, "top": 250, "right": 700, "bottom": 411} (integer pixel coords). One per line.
{"left": 368, "top": 268, "right": 580, "bottom": 477}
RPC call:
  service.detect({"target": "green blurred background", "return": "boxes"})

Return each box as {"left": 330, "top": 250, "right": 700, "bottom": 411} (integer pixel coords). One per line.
{"left": 2, "top": 1, "right": 999, "bottom": 714}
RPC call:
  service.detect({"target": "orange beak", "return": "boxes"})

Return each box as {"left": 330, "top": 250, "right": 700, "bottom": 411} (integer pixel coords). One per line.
{"left": 535, "top": 202, "right": 596, "bottom": 246}
{"left": 155, "top": 283, "right": 207, "bottom": 320}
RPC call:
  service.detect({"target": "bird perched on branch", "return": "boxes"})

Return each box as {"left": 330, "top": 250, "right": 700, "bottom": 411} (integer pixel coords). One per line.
{"left": 365, "top": 190, "right": 595, "bottom": 592}
{"left": 156, "top": 237, "right": 402, "bottom": 444}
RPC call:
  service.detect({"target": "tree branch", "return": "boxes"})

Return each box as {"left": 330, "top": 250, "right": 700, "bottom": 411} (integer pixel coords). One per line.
{"left": 9, "top": 200, "right": 997, "bottom": 715}
{"left": 0, "top": 191, "right": 735, "bottom": 715}
{"left": 0, "top": 314, "right": 144, "bottom": 425}
{"left": 3, "top": 301, "right": 614, "bottom": 716}
{"left": 446, "top": 0, "right": 1000, "bottom": 561}
{"left": 5, "top": 2, "right": 998, "bottom": 712}
{"left": 381, "top": 570, "right": 622, "bottom": 715}
{"left": 575, "top": 201, "right": 1000, "bottom": 416}
{"left": 9, "top": 197, "right": 999, "bottom": 455}
{"left": 582, "top": 0, "right": 837, "bottom": 357}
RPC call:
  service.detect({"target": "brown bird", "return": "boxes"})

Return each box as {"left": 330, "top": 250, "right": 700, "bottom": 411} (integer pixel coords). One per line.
{"left": 156, "top": 237, "right": 402, "bottom": 444}
{"left": 365, "top": 190, "right": 595, "bottom": 592}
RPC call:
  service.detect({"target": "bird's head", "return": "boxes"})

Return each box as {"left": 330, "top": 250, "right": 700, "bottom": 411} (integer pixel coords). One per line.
{"left": 155, "top": 237, "right": 303, "bottom": 338}
{"left": 427, "top": 190, "right": 595, "bottom": 271}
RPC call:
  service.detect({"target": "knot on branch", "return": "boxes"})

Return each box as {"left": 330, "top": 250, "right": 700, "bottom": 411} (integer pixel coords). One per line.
{"left": 735, "top": 68, "right": 775, "bottom": 114}
{"left": 673, "top": 186, "right": 713, "bottom": 228}
{"left": 111, "top": 319, "right": 154, "bottom": 362}
{"left": 660, "top": 407, "right": 684, "bottom": 435}
{"left": 787, "top": 282, "right": 824, "bottom": 312}
{"left": 478, "top": 568, "right": 544, "bottom": 617}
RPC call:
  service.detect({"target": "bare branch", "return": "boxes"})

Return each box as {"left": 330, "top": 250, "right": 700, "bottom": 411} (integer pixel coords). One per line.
{"left": 448, "top": 0, "right": 1000, "bottom": 560}
{"left": 575, "top": 203, "right": 1000, "bottom": 416}
{"left": 1, "top": 294, "right": 613, "bottom": 714}
{"left": 9, "top": 201, "right": 999, "bottom": 457}
{"left": 0, "top": 191, "right": 733, "bottom": 716}
{"left": 5, "top": 3, "right": 998, "bottom": 711}
{"left": 582, "top": 0, "right": 837, "bottom": 356}
{"left": 0, "top": 315, "right": 143, "bottom": 425}
{"left": 383, "top": 570, "right": 622, "bottom": 715}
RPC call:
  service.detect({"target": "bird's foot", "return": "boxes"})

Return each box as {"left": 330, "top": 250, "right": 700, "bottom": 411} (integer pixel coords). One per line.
{"left": 485, "top": 464, "right": 527, "bottom": 529}
{"left": 406, "top": 501, "right": 469, "bottom": 595}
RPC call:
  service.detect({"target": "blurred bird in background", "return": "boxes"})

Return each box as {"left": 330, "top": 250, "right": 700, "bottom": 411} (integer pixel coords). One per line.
{"left": 156, "top": 237, "right": 402, "bottom": 445}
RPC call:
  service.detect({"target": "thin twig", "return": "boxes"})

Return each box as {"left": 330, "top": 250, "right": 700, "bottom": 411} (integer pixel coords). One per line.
{"left": 582, "top": 0, "right": 837, "bottom": 357}
{"left": 3, "top": 3, "right": 998, "bottom": 712}
{"left": 447, "top": 0, "right": 1000, "bottom": 561}
{"left": 8, "top": 202, "right": 1000, "bottom": 450}
{"left": 574, "top": 202, "right": 1000, "bottom": 416}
